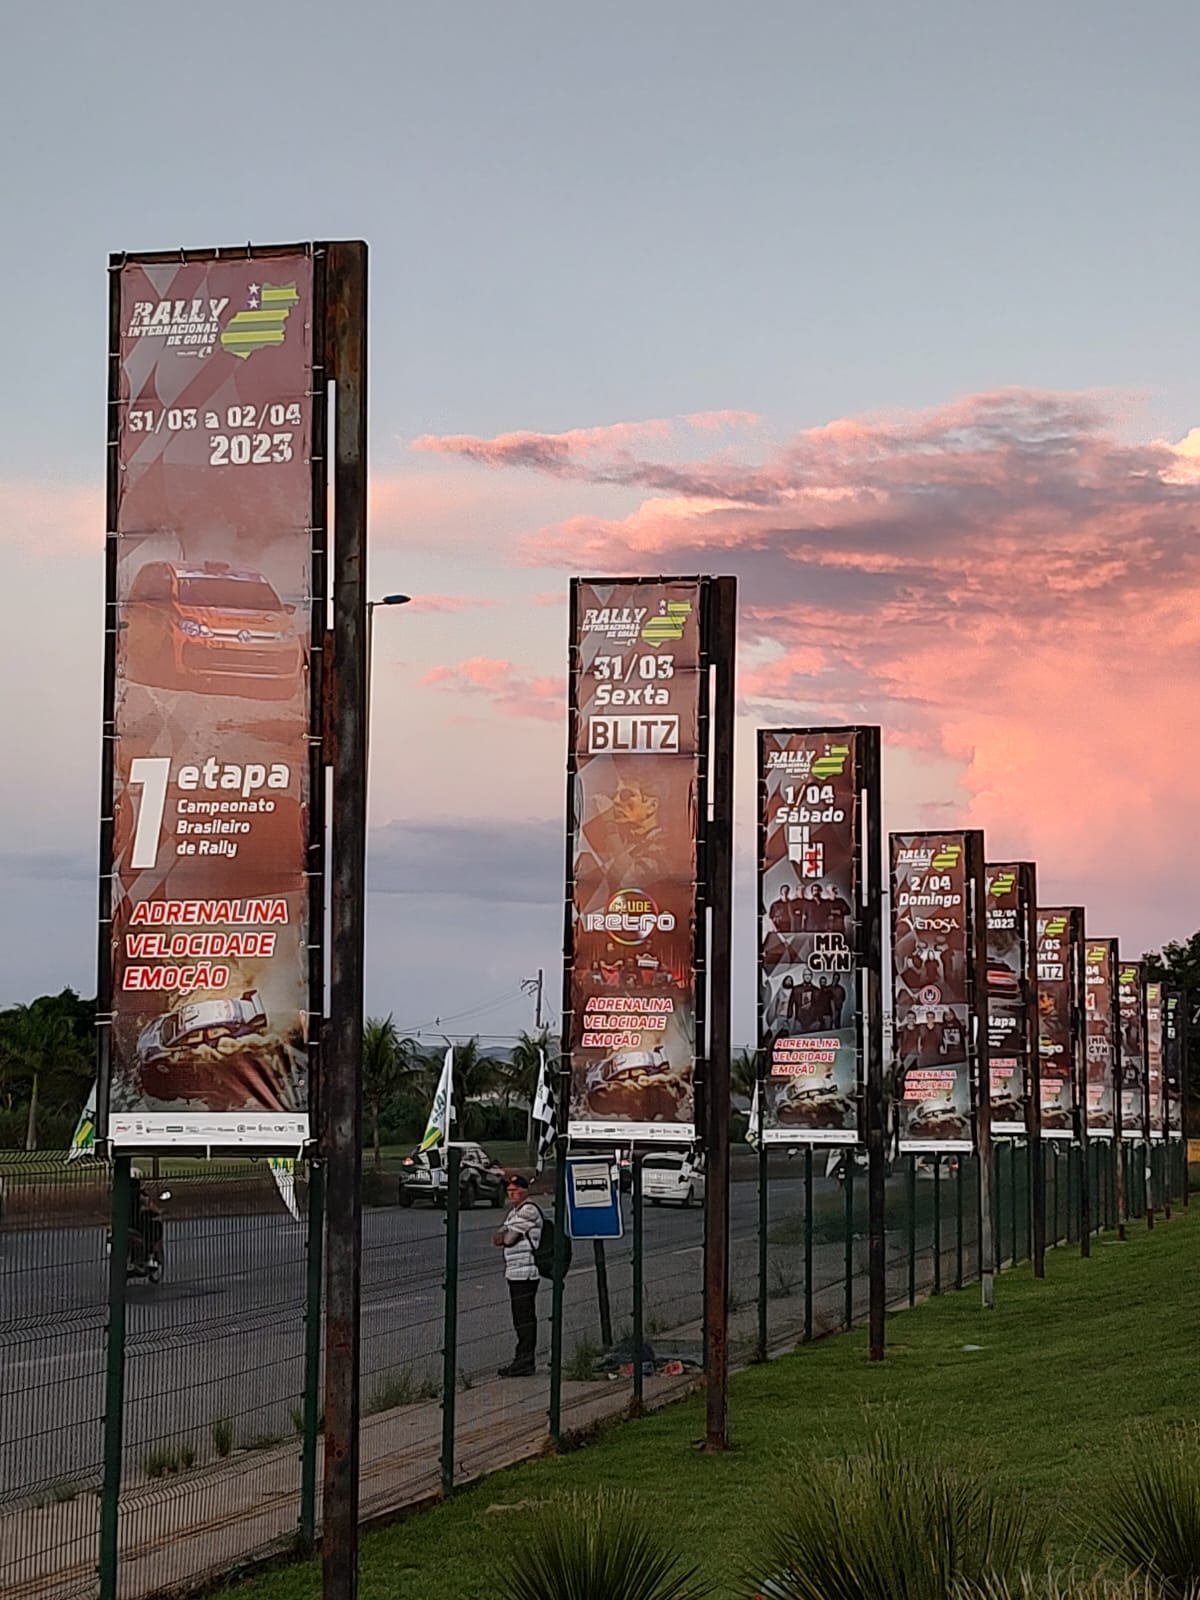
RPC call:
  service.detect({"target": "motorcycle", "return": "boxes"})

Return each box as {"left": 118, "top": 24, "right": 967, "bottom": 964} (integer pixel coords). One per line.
{"left": 105, "top": 1189, "right": 171, "bottom": 1282}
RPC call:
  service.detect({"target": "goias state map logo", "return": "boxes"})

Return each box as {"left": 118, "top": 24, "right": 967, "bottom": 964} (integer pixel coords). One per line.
{"left": 220, "top": 283, "right": 301, "bottom": 359}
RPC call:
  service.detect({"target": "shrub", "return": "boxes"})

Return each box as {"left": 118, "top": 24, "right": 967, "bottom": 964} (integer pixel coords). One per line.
{"left": 365, "top": 1369, "right": 439, "bottom": 1415}
{"left": 490, "top": 1490, "right": 712, "bottom": 1600}
{"left": 751, "top": 1430, "right": 1045, "bottom": 1600}
{"left": 211, "top": 1418, "right": 233, "bottom": 1458}
{"left": 1093, "top": 1426, "right": 1200, "bottom": 1599}
{"left": 565, "top": 1338, "right": 604, "bottom": 1382}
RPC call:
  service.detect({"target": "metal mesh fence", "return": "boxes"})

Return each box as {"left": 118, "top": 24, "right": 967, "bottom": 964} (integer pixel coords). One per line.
{"left": 0, "top": 1135, "right": 1182, "bottom": 1600}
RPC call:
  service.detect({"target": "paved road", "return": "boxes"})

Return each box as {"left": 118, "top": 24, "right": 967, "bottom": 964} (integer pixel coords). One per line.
{"left": 0, "top": 1168, "right": 942, "bottom": 1504}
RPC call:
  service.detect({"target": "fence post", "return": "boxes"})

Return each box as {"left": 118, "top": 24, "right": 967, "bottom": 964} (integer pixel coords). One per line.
{"left": 548, "top": 1136, "right": 568, "bottom": 1448}
{"left": 299, "top": 1160, "right": 325, "bottom": 1552}
{"left": 932, "top": 1154, "right": 941, "bottom": 1295}
{"left": 955, "top": 1155, "right": 964, "bottom": 1290}
{"left": 756, "top": 1071, "right": 768, "bottom": 1362}
{"left": 440, "top": 1146, "right": 461, "bottom": 1496}
{"left": 99, "top": 1155, "right": 131, "bottom": 1600}
{"left": 631, "top": 1152, "right": 644, "bottom": 1415}
{"left": 907, "top": 1155, "right": 917, "bottom": 1308}
{"left": 592, "top": 1240, "right": 613, "bottom": 1349}
{"left": 1010, "top": 1142, "right": 1019, "bottom": 1262}
{"left": 843, "top": 1159, "right": 854, "bottom": 1329}
{"left": 803, "top": 1146, "right": 813, "bottom": 1341}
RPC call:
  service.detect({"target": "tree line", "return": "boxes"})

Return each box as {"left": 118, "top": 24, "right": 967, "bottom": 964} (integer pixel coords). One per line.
{"left": 1, "top": 931, "right": 1197, "bottom": 1151}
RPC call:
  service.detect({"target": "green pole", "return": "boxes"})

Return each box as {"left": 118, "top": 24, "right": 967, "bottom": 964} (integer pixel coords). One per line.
{"left": 440, "top": 1145, "right": 461, "bottom": 1496}
{"left": 843, "top": 1158, "right": 854, "bottom": 1328}
{"left": 907, "top": 1154, "right": 917, "bottom": 1308}
{"left": 955, "top": 1154, "right": 964, "bottom": 1290}
{"left": 299, "top": 1160, "right": 325, "bottom": 1552}
{"left": 803, "top": 1146, "right": 813, "bottom": 1342}
{"left": 1053, "top": 1145, "right": 1061, "bottom": 1245}
{"left": 756, "top": 1082, "right": 768, "bottom": 1363}
{"left": 548, "top": 1138, "right": 568, "bottom": 1447}
{"left": 932, "top": 1154, "right": 941, "bottom": 1295}
{"left": 1010, "top": 1142, "right": 1019, "bottom": 1263}
{"left": 99, "top": 1154, "right": 131, "bottom": 1600}
{"left": 632, "top": 1152, "right": 644, "bottom": 1415}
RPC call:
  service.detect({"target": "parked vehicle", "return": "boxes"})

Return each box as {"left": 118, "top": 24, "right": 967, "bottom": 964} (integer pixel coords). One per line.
{"left": 642, "top": 1152, "right": 704, "bottom": 1207}
{"left": 398, "top": 1142, "right": 507, "bottom": 1209}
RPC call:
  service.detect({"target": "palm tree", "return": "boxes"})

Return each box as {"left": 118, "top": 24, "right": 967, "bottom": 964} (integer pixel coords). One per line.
{"left": 447, "top": 1036, "right": 506, "bottom": 1139}
{"left": 362, "top": 1015, "right": 407, "bottom": 1170}
{"left": 2, "top": 1002, "right": 87, "bottom": 1150}
{"left": 506, "top": 1028, "right": 555, "bottom": 1161}
{"left": 731, "top": 1047, "right": 759, "bottom": 1103}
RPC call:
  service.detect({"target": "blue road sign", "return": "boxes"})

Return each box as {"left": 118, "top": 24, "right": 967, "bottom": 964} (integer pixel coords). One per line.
{"left": 565, "top": 1153, "right": 623, "bottom": 1240}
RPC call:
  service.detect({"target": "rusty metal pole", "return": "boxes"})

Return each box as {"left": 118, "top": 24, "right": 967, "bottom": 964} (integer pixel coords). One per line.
{"left": 322, "top": 239, "right": 368, "bottom": 1600}
{"left": 702, "top": 576, "right": 736, "bottom": 1452}
{"left": 969, "top": 833, "right": 995, "bottom": 1310}
{"left": 1024, "top": 865, "right": 1046, "bottom": 1279}
{"left": 863, "top": 729, "right": 887, "bottom": 1362}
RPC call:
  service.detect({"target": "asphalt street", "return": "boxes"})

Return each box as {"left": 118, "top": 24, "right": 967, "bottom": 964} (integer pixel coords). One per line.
{"left": 0, "top": 1168, "right": 935, "bottom": 1504}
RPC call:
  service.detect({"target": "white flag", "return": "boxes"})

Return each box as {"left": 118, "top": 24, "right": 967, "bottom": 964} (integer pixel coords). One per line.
{"left": 532, "top": 1049, "right": 556, "bottom": 1172}
{"left": 67, "top": 1082, "right": 97, "bottom": 1162}
{"left": 420, "top": 1045, "right": 455, "bottom": 1155}
{"left": 268, "top": 1157, "right": 302, "bottom": 1221}
{"left": 746, "top": 1081, "right": 760, "bottom": 1148}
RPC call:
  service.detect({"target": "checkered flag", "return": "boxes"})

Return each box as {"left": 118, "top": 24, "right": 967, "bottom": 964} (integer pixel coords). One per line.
{"left": 532, "top": 1049, "right": 557, "bottom": 1173}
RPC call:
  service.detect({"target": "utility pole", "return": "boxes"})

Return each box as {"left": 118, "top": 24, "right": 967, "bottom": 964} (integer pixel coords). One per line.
{"left": 521, "top": 969, "right": 544, "bottom": 1030}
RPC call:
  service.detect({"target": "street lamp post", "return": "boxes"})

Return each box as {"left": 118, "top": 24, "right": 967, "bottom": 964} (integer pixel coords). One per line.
{"left": 366, "top": 593, "right": 410, "bottom": 748}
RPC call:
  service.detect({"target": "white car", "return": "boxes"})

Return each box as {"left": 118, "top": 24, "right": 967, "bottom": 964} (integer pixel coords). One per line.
{"left": 642, "top": 1152, "right": 705, "bottom": 1207}
{"left": 137, "top": 991, "right": 268, "bottom": 1068}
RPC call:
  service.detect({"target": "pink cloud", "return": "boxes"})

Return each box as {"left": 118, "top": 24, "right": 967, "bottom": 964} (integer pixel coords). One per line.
{"left": 411, "top": 409, "right": 760, "bottom": 478}
{"left": 421, "top": 656, "right": 562, "bottom": 723}
{"left": 430, "top": 388, "right": 1200, "bottom": 947}
{"left": 403, "top": 593, "right": 499, "bottom": 614}
{"left": 0, "top": 479, "right": 102, "bottom": 553}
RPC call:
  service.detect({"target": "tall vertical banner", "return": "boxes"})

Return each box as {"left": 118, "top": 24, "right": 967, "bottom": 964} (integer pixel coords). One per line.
{"left": 891, "top": 830, "right": 987, "bottom": 1153}
{"left": 1146, "top": 982, "right": 1165, "bottom": 1142}
{"left": 1035, "top": 908, "right": 1084, "bottom": 1139}
{"left": 1118, "top": 961, "right": 1147, "bottom": 1141}
{"left": 984, "top": 862, "right": 1038, "bottom": 1137}
{"left": 564, "top": 579, "right": 709, "bottom": 1142}
{"left": 1084, "top": 939, "right": 1119, "bottom": 1138}
{"left": 99, "top": 246, "right": 322, "bottom": 1148}
{"left": 756, "top": 727, "right": 879, "bottom": 1145}
{"left": 1164, "top": 988, "right": 1184, "bottom": 1141}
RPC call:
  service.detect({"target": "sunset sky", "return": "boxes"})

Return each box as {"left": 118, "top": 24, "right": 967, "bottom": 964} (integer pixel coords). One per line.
{"left": 3, "top": 2, "right": 1199, "bottom": 1044}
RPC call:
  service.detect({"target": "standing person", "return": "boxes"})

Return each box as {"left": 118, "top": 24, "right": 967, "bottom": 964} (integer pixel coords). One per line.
{"left": 493, "top": 1174, "right": 543, "bottom": 1377}
{"left": 768, "top": 882, "right": 794, "bottom": 933}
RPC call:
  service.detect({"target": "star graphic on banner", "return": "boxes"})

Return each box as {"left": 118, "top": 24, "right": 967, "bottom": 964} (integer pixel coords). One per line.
{"left": 248, "top": 282, "right": 260, "bottom": 307}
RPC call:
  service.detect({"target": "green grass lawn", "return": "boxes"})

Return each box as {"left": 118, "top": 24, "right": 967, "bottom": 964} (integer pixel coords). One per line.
{"left": 212, "top": 1203, "right": 1200, "bottom": 1600}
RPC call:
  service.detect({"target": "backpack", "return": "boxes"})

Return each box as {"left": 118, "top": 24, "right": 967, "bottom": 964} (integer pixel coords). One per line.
{"left": 532, "top": 1206, "right": 572, "bottom": 1280}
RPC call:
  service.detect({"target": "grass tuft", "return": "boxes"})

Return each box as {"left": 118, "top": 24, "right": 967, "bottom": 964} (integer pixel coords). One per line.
{"left": 490, "top": 1490, "right": 712, "bottom": 1600}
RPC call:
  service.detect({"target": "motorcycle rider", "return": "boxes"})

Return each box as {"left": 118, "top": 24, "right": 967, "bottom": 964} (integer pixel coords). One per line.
{"left": 127, "top": 1169, "right": 163, "bottom": 1272}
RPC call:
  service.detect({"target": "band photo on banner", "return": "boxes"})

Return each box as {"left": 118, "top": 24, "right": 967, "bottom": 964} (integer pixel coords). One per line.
{"left": 1084, "top": 938, "right": 1119, "bottom": 1139}
{"left": 1164, "top": 988, "right": 1185, "bottom": 1140}
{"left": 891, "top": 830, "right": 986, "bottom": 1154}
{"left": 563, "top": 578, "right": 709, "bottom": 1144}
{"left": 1035, "top": 908, "right": 1084, "bottom": 1140}
{"left": 99, "top": 247, "right": 323, "bottom": 1150}
{"left": 984, "top": 862, "right": 1038, "bottom": 1137}
{"left": 1146, "top": 981, "right": 1166, "bottom": 1142}
{"left": 756, "top": 727, "right": 879, "bottom": 1145}
{"left": 1118, "top": 960, "right": 1147, "bottom": 1141}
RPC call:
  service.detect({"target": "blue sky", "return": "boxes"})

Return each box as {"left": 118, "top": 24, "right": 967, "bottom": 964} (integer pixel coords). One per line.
{"left": 3, "top": 2, "right": 1199, "bottom": 1043}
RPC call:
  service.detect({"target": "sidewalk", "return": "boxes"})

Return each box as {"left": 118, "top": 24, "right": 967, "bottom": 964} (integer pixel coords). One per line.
{"left": 2, "top": 1367, "right": 701, "bottom": 1600}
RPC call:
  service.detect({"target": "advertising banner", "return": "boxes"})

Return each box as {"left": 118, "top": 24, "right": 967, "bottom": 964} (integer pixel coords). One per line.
{"left": 100, "top": 247, "right": 321, "bottom": 1149}
{"left": 1146, "top": 982, "right": 1165, "bottom": 1142}
{"left": 985, "top": 863, "right": 1037, "bottom": 1137}
{"left": 757, "top": 728, "right": 877, "bottom": 1145}
{"left": 891, "top": 831, "right": 985, "bottom": 1154}
{"left": 1035, "top": 908, "right": 1083, "bottom": 1140}
{"left": 1084, "top": 939, "right": 1118, "bottom": 1138}
{"left": 1164, "top": 988, "right": 1184, "bottom": 1140}
{"left": 1118, "top": 961, "right": 1147, "bottom": 1140}
{"left": 565, "top": 579, "right": 706, "bottom": 1143}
